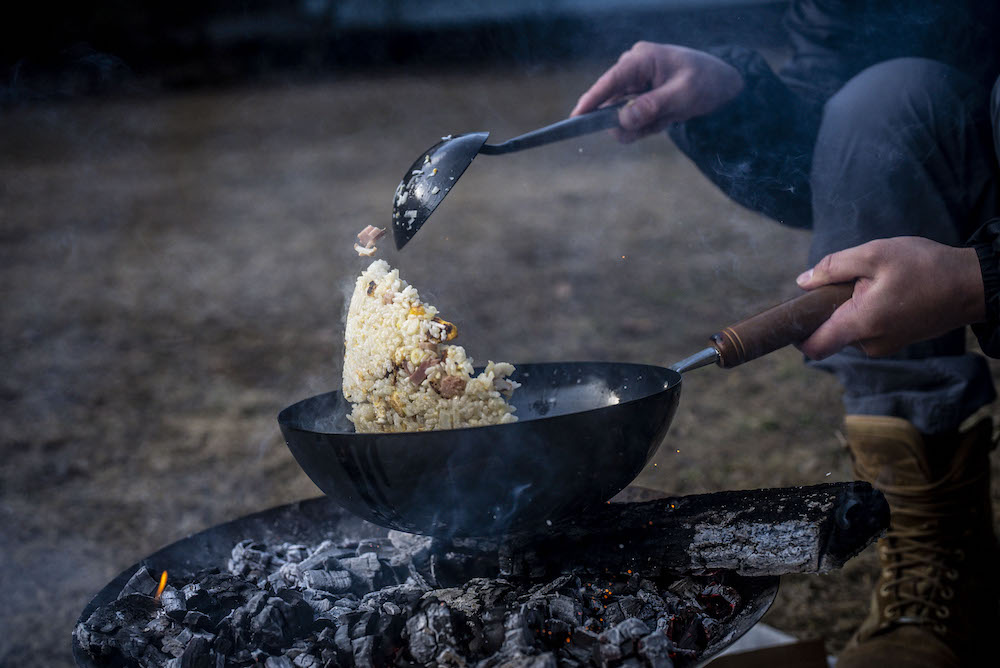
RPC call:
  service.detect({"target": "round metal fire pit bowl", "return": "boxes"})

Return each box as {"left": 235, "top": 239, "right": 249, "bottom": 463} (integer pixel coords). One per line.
{"left": 278, "top": 362, "right": 682, "bottom": 537}
{"left": 73, "top": 496, "right": 779, "bottom": 668}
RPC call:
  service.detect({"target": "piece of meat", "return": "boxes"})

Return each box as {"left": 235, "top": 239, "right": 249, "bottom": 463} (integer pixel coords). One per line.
{"left": 356, "top": 225, "right": 387, "bottom": 248}
{"left": 407, "top": 358, "right": 437, "bottom": 386}
{"left": 437, "top": 375, "right": 467, "bottom": 399}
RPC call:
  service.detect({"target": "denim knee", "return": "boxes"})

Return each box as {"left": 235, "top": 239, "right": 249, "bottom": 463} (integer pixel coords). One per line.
{"left": 819, "top": 57, "right": 982, "bottom": 155}
{"left": 810, "top": 58, "right": 991, "bottom": 260}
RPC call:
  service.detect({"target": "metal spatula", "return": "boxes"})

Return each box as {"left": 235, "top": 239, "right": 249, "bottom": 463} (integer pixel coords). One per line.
{"left": 391, "top": 102, "right": 625, "bottom": 249}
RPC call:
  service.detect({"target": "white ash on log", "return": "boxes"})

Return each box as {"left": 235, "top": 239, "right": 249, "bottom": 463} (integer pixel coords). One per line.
{"left": 497, "top": 482, "right": 888, "bottom": 578}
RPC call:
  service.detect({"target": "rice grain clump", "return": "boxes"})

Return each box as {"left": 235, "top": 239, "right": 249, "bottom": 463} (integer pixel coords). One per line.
{"left": 343, "top": 260, "right": 518, "bottom": 432}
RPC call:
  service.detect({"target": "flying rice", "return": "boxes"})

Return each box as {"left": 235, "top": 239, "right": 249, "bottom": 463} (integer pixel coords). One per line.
{"left": 343, "top": 259, "right": 519, "bottom": 432}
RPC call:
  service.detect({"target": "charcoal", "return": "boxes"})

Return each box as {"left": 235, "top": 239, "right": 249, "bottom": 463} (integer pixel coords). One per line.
{"left": 435, "top": 646, "right": 469, "bottom": 667}
{"left": 119, "top": 566, "right": 160, "bottom": 599}
{"left": 667, "top": 609, "right": 707, "bottom": 654}
{"left": 701, "top": 617, "right": 722, "bottom": 644}
{"left": 285, "top": 544, "right": 310, "bottom": 563}
{"left": 229, "top": 540, "right": 275, "bottom": 579}
{"left": 86, "top": 593, "right": 161, "bottom": 635}
{"left": 78, "top": 530, "right": 762, "bottom": 668}
{"left": 212, "top": 622, "right": 233, "bottom": 656}
{"left": 696, "top": 583, "right": 740, "bottom": 622}
{"left": 275, "top": 589, "right": 317, "bottom": 631}
{"left": 561, "top": 633, "right": 597, "bottom": 665}
{"left": 335, "top": 595, "right": 360, "bottom": 610}
{"left": 339, "top": 552, "right": 385, "bottom": 591}
{"left": 302, "top": 569, "right": 353, "bottom": 593}
{"left": 357, "top": 538, "right": 398, "bottom": 560}
{"left": 602, "top": 601, "right": 626, "bottom": 627}
{"left": 637, "top": 632, "right": 675, "bottom": 668}
{"left": 297, "top": 540, "right": 352, "bottom": 571}
{"left": 334, "top": 622, "right": 353, "bottom": 656}
{"left": 144, "top": 614, "right": 176, "bottom": 638}
{"left": 352, "top": 635, "right": 376, "bottom": 666}
{"left": 499, "top": 612, "right": 533, "bottom": 655}
{"left": 544, "top": 594, "right": 581, "bottom": 627}
{"left": 105, "top": 628, "right": 149, "bottom": 663}
{"left": 271, "top": 561, "right": 304, "bottom": 589}
{"left": 293, "top": 652, "right": 321, "bottom": 668}
{"left": 483, "top": 652, "right": 558, "bottom": 668}
{"left": 182, "top": 610, "right": 213, "bottom": 631}
{"left": 303, "top": 590, "right": 335, "bottom": 614}
{"left": 666, "top": 579, "right": 703, "bottom": 607}
{"left": 616, "top": 596, "right": 646, "bottom": 621}
{"left": 387, "top": 531, "right": 435, "bottom": 567}
{"left": 636, "top": 590, "right": 669, "bottom": 620}
{"left": 406, "top": 603, "right": 460, "bottom": 663}
{"left": 179, "top": 635, "right": 212, "bottom": 668}
{"left": 265, "top": 656, "right": 294, "bottom": 668}
{"left": 598, "top": 617, "right": 649, "bottom": 661}
{"left": 160, "top": 587, "right": 187, "bottom": 619}
{"left": 141, "top": 643, "right": 172, "bottom": 667}
{"left": 349, "top": 610, "right": 379, "bottom": 639}
{"left": 162, "top": 628, "right": 195, "bottom": 657}
{"left": 252, "top": 599, "right": 293, "bottom": 649}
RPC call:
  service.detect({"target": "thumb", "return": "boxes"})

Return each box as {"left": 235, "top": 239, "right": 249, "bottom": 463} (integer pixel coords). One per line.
{"left": 797, "top": 245, "right": 875, "bottom": 289}
{"left": 618, "top": 94, "right": 661, "bottom": 132}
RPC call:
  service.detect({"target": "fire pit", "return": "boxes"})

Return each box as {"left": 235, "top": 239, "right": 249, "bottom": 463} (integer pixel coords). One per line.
{"left": 73, "top": 484, "right": 886, "bottom": 667}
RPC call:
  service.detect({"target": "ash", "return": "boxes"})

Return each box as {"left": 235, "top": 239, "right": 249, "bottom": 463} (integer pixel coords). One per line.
{"left": 76, "top": 532, "right": 743, "bottom": 667}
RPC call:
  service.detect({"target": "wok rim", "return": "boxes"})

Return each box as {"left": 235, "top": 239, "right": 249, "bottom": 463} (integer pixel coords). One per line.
{"left": 278, "top": 360, "right": 683, "bottom": 438}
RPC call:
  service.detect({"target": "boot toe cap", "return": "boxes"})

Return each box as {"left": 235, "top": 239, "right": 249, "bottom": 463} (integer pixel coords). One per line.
{"left": 837, "top": 625, "right": 959, "bottom": 668}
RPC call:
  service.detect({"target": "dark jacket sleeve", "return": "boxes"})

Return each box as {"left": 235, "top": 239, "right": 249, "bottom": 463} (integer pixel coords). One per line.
{"left": 967, "top": 218, "right": 1000, "bottom": 357}
{"left": 667, "top": 45, "right": 821, "bottom": 229}
{"left": 666, "top": 1, "right": 892, "bottom": 229}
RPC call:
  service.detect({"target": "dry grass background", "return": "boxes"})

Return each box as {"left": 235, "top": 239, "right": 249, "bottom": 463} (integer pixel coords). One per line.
{"left": 2, "top": 65, "right": 998, "bottom": 665}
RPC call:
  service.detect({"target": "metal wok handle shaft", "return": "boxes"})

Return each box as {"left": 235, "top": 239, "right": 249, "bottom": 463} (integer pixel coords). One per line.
{"left": 479, "top": 101, "right": 626, "bottom": 155}
{"left": 711, "top": 283, "right": 855, "bottom": 368}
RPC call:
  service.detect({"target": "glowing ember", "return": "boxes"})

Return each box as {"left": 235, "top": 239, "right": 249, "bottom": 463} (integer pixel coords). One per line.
{"left": 154, "top": 570, "right": 167, "bottom": 600}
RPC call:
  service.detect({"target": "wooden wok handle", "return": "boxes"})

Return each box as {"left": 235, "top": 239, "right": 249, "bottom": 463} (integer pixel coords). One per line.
{"left": 710, "top": 283, "right": 854, "bottom": 368}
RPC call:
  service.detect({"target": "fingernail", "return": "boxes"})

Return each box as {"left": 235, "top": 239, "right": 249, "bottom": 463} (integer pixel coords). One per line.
{"left": 796, "top": 269, "right": 812, "bottom": 286}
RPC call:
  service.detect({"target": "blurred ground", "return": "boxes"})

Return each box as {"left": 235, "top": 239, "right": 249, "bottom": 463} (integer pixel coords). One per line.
{"left": 1, "top": 65, "right": 998, "bottom": 666}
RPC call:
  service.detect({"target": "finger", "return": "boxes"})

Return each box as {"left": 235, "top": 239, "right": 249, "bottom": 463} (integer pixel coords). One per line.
{"left": 571, "top": 53, "right": 651, "bottom": 117}
{"left": 611, "top": 127, "right": 642, "bottom": 144}
{"left": 796, "top": 244, "right": 879, "bottom": 289}
{"left": 618, "top": 77, "right": 696, "bottom": 130}
{"left": 798, "top": 301, "right": 866, "bottom": 360}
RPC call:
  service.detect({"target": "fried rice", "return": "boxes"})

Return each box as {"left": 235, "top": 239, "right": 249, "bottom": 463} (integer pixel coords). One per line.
{"left": 342, "top": 259, "right": 518, "bottom": 432}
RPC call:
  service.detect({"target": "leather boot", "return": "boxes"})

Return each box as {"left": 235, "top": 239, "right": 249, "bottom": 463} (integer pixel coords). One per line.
{"left": 837, "top": 415, "right": 999, "bottom": 667}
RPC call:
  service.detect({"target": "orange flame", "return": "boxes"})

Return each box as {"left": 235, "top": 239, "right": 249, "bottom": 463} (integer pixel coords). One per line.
{"left": 154, "top": 570, "right": 167, "bottom": 600}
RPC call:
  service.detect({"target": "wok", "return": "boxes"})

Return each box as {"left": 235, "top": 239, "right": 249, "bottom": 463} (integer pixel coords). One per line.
{"left": 279, "top": 283, "right": 853, "bottom": 537}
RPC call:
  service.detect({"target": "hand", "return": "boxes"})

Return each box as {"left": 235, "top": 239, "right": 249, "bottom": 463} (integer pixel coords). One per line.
{"left": 796, "top": 237, "right": 985, "bottom": 360}
{"left": 571, "top": 42, "right": 744, "bottom": 143}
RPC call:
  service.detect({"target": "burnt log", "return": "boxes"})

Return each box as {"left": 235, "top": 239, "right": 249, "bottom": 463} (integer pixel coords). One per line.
{"left": 497, "top": 482, "right": 887, "bottom": 577}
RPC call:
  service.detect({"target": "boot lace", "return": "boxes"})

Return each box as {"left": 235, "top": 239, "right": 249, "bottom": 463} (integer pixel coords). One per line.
{"left": 858, "top": 460, "right": 987, "bottom": 632}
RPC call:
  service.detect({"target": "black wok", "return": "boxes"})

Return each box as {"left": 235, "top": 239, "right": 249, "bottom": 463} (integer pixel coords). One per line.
{"left": 279, "top": 284, "right": 853, "bottom": 537}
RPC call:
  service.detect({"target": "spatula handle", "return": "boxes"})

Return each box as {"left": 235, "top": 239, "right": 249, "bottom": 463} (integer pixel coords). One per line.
{"left": 479, "top": 101, "right": 626, "bottom": 155}
{"left": 710, "top": 283, "right": 854, "bottom": 368}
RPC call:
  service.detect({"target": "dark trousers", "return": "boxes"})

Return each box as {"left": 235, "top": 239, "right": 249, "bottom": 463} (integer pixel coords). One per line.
{"left": 807, "top": 58, "right": 999, "bottom": 433}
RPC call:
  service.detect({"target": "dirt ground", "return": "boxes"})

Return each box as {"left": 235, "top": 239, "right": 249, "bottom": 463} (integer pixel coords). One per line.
{"left": 2, "top": 64, "right": 998, "bottom": 666}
